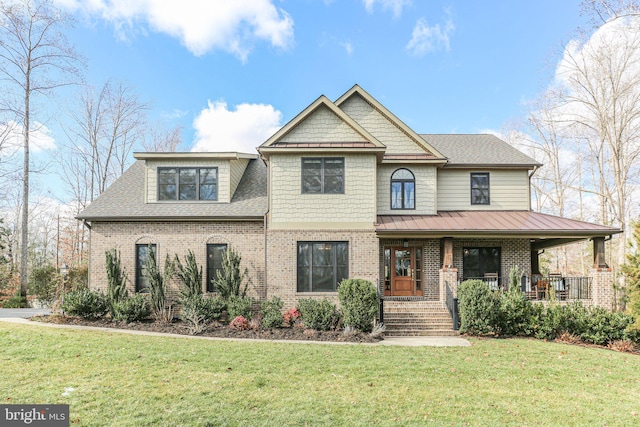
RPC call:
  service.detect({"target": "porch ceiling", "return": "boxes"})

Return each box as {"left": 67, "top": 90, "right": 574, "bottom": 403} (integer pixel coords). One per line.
{"left": 375, "top": 211, "right": 620, "bottom": 245}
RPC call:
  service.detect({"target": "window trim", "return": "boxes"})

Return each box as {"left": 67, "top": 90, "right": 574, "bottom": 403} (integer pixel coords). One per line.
{"left": 157, "top": 167, "right": 218, "bottom": 201}
{"left": 297, "top": 241, "right": 349, "bottom": 293}
{"left": 470, "top": 172, "right": 490, "bottom": 205}
{"left": 301, "top": 157, "right": 345, "bottom": 194}
{"left": 206, "top": 243, "right": 228, "bottom": 293}
{"left": 135, "top": 243, "right": 156, "bottom": 293}
{"left": 390, "top": 168, "right": 416, "bottom": 210}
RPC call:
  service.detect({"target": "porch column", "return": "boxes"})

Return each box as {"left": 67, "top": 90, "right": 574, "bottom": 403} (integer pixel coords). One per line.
{"left": 592, "top": 237, "right": 609, "bottom": 269}
{"left": 530, "top": 249, "right": 541, "bottom": 275}
{"left": 439, "top": 268, "right": 458, "bottom": 301}
{"left": 442, "top": 237, "right": 454, "bottom": 268}
{"left": 590, "top": 267, "right": 613, "bottom": 310}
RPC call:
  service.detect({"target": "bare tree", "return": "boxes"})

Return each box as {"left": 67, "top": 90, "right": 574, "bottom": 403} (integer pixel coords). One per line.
{"left": 60, "top": 80, "right": 148, "bottom": 206}
{"left": 0, "top": 0, "right": 82, "bottom": 300}
{"left": 141, "top": 123, "right": 183, "bottom": 152}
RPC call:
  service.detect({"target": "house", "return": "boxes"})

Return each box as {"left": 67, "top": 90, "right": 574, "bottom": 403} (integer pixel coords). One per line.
{"left": 77, "top": 85, "right": 620, "bottom": 335}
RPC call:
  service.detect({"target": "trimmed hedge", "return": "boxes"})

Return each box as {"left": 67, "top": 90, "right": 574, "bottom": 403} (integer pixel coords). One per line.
{"left": 260, "top": 296, "right": 284, "bottom": 329}
{"left": 62, "top": 289, "right": 109, "bottom": 319}
{"left": 297, "top": 298, "right": 341, "bottom": 331}
{"left": 112, "top": 294, "right": 151, "bottom": 323}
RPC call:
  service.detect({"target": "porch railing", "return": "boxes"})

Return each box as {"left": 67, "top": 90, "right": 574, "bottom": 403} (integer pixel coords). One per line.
{"left": 457, "top": 275, "right": 592, "bottom": 301}
{"left": 445, "top": 280, "right": 459, "bottom": 330}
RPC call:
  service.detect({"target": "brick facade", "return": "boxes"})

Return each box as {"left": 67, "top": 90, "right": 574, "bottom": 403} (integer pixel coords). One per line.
{"left": 88, "top": 221, "right": 266, "bottom": 300}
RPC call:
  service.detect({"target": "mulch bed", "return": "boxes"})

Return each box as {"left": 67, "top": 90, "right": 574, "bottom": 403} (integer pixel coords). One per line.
{"left": 31, "top": 315, "right": 383, "bottom": 343}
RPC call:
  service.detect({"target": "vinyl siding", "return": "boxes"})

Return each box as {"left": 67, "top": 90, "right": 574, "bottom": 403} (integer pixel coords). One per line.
{"left": 269, "top": 153, "right": 376, "bottom": 229}
{"left": 279, "top": 104, "right": 365, "bottom": 143}
{"left": 377, "top": 164, "right": 437, "bottom": 215}
{"left": 340, "top": 94, "right": 427, "bottom": 155}
{"left": 229, "top": 159, "right": 249, "bottom": 199}
{"left": 437, "top": 169, "right": 530, "bottom": 211}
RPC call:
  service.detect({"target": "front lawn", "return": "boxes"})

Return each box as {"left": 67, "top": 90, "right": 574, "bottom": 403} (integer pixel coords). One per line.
{"left": 1, "top": 323, "right": 639, "bottom": 426}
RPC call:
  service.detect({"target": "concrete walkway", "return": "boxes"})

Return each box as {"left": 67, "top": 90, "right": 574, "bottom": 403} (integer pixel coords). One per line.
{"left": 0, "top": 308, "right": 50, "bottom": 318}
{"left": 0, "top": 316, "right": 471, "bottom": 347}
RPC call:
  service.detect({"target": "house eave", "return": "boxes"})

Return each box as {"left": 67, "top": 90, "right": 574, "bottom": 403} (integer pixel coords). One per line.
{"left": 76, "top": 215, "right": 265, "bottom": 222}
{"left": 133, "top": 152, "right": 259, "bottom": 161}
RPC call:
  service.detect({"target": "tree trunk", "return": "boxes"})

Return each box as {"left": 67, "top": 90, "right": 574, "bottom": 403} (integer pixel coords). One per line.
{"left": 20, "top": 82, "right": 30, "bottom": 301}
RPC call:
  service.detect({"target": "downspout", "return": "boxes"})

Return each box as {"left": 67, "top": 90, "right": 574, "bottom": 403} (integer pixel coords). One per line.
{"left": 262, "top": 156, "right": 270, "bottom": 300}
{"left": 528, "top": 165, "right": 540, "bottom": 211}
{"left": 81, "top": 220, "right": 92, "bottom": 288}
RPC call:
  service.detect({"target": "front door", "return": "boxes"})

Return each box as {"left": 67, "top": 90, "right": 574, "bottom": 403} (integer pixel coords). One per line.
{"left": 392, "top": 248, "right": 415, "bottom": 296}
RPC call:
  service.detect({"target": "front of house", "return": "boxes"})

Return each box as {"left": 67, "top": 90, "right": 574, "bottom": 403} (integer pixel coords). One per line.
{"left": 78, "top": 85, "right": 620, "bottom": 335}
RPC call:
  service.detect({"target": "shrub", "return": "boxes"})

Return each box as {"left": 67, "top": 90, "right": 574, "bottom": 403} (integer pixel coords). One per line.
{"left": 29, "top": 265, "right": 59, "bottom": 306}
{"left": 227, "top": 295, "right": 253, "bottom": 320}
{"left": 579, "top": 307, "right": 632, "bottom": 345}
{"left": 2, "top": 294, "right": 27, "bottom": 308}
{"left": 230, "top": 315, "right": 249, "bottom": 330}
{"left": 112, "top": 294, "right": 151, "bottom": 323}
{"left": 497, "top": 288, "right": 534, "bottom": 336}
{"left": 66, "top": 265, "right": 89, "bottom": 291}
{"left": 62, "top": 289, "right": 108, "bottom": 319}
{"left": 338, "top": 278, "right": 378, "bottom": 332}
{"left": 180, "top": 295, "right": 226, "bottom": 334}
{"left": 260, "top": 296, "right": 284, "bottom": 329}
{"left": 211, "top": 248, "right": 249, "bottom": 299}
{"left": 283, "top": 308, "right": 301, "bottom": 327}
{"left": 146, "top": 247, "right": 176, "bottom": 323}
{"left": 297, "top": 298, "right": 341, "bottom": 331}
{"left": 458, "top": 279, "right": 499, "bottom": 335}
{"left": 175, "top": 250, "right": 203, "bottom": 299}
{"left": 106, "top": 249, "right": 128, "bottom": 316}
{"left": 533, "top": 302, "right": 567, "bottom": 340}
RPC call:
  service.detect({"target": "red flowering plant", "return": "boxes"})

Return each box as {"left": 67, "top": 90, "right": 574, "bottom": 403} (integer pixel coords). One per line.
{"left": 283, "top": 308, "right": 301, "bottom": 327}
{"left": 230, "top": 315, "right": 249, "bottom": 330}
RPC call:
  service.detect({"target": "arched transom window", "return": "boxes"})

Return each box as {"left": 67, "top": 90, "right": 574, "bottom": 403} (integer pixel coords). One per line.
{"left": 391, "top": 168, "right": 415, "bottom": 210}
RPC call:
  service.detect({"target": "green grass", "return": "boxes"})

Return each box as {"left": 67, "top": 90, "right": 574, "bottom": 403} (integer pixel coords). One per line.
{"left": 1, "top": 323, "right": 639, "bottom": 426}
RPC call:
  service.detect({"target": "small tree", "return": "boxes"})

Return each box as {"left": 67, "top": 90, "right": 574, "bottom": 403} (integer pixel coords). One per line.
{"left": 622, "top": 221, "right": 640, "bottom": 333}
{"left": 105, "top": 249, "right": 128, "bottom": 314}
{"left": 145, "top": 245, "right": 175, "bottom": 323}
{"left": 174, "top": 250, "right": 203, "bottom": 299}
{"left": 212, "top": 248, "right": 249, "bottom": 299}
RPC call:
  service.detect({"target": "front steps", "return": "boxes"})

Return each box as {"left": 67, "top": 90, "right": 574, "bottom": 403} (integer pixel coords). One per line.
{"left": 383, "top": 300, "right": 458, "bottom": 337}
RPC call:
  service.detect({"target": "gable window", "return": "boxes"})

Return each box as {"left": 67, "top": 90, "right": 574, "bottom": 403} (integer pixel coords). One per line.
{"left": 391, "top": 168, "right": 415, "bottom": 209}
{"left": 302, "top": 158, "right": 344, "bottom": 194}
{"left": 470, "top": 172, "right": 490, "bottom": 205}
{"left": 136, "top": 244, "right": 156, "bottom": 292}
{"left": 206, "top": 244, "right": 227, "bottom": 292}
{"left": 297, "top": 242, "right": 348, "bottom": 292}
{"left": 158, "top": 167, "right": 218, "bottom": 201}
{"left": 462, "top": 247, "right": 500, "bottom": 281}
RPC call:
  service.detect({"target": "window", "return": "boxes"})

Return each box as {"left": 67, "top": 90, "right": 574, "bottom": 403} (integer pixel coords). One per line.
{"left": 158, "top": 167, "right": 218, "bottom": 201}
{"left": 391, "top": 168, "right": 415, "bottom": 209}
{"left": 136, "top": 244, "right": 156, "bottom": 292}
{"left": 462, "top": 247, "right": 500, "bottom": 280}
{"left": 471, "top": 172, "right": 490, "bottom": 205}
{"left": 301, "top": 158, "right": 344, "bottom": 194}
{"left": 297, "top": 242, "right": 348, "bottom": 292}
{"left": 206, "top": 244, "right": 227, "bottom": 292}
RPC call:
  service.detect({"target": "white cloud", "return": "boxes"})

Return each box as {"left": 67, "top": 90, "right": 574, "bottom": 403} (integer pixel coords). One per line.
{"left": 406, "top": 12, "right": 455, "bottom": 56}
{"left": 340, "top": 40, "right": 354, "bottom": 56}
{"left": 0, "top": 121, "right": 56, "bottom": 156}
{"left": 57, "top": 0, "right": 294, "bottom": 61}
{"left": 191, "top": 100, "right": 282, "bottom": 154}
{"left": 362, "top": 0, "right": 411, "bottom": 18}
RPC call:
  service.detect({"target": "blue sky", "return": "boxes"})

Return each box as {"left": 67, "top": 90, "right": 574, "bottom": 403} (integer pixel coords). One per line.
{"left": 46, "top": 0, "right": 588, "bottom": 154}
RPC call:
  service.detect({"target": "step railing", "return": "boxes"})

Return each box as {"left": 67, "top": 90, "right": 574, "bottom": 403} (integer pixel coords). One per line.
{"left": 445, "top": 280, "right": 459, "bottom": 331}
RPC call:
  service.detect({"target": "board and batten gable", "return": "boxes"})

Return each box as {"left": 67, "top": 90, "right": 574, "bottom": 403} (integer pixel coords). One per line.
{"left": 436, "top": 169, "right": 531, "bottom": 211}
{"left": 339, "top": 94, "right": 426, "bottom": 155}
{"left": 377, "top": 164, "right": 437, "bottom": 215}
{"left": 145, "top": 159, "right": 232, "bottom": 203}
{"left": 268, "top": 153, "right": 377, "bottom": 229}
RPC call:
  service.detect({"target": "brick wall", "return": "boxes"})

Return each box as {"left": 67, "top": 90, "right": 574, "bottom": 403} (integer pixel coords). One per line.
{"left": 266, "top": 229, "right": 379, "bottom": 309}
{"left": 452, "top": 238, "right": 531, "bottom": 282}
{"left": 88, "top": 221, "right": 265, "bottom": 300}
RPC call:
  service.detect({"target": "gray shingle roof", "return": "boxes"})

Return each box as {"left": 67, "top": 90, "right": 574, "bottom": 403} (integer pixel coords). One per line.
{"left": 77, "top": 159, "right": 268, "bottom": 221}
{"left": 420, "top": 134, "right": 541, "bottom": 167}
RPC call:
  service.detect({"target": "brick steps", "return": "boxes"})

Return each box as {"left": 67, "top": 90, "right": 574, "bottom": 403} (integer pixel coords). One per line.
{"left": 382, "top": 300, "right": 457, "bottom": 337}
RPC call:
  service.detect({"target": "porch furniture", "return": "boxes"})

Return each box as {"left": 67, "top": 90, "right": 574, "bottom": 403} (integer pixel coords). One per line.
{"left": 535, "top": 279, "right": 550, "bottom": 299}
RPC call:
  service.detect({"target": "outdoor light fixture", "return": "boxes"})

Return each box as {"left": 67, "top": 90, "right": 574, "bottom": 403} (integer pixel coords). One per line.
{"left": 403, "top": 239, "right": 409, "bottom": 248}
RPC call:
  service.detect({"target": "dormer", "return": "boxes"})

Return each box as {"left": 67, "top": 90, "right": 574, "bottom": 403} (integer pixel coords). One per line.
{"left": 134, "top": 152, "right": 258, "bottom": 204}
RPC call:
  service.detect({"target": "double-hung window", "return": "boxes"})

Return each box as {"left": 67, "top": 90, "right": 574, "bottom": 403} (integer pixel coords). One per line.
{"left": 391, "top": 168, "right": 415, "bottom": 209}
{"left": 158, "top": 167, "right": 218, "bottom": 201}
{"left": 136, "top": 244, "right": 156, "bottom": 292}
{"left": 297, "top": 242, "right": 348, "bottom": 292}
{"left": 206, "top": 244, "right": 227, "bottom": 292}
{"left": 470, "top": 172, "right": 490, "bottom": 205}
{"left": 301, "top": 158, "right": 344, "bottom": 194}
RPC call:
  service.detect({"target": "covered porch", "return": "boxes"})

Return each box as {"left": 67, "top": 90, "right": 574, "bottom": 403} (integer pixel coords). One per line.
{"left": 376, "top": 211, "right": 621, "bottom": 309}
